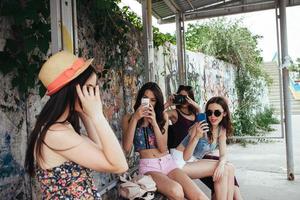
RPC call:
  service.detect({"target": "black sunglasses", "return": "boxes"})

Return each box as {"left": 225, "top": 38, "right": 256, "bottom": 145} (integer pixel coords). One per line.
{"left": 206, "top": 110, "right": 223, "bottom": 117}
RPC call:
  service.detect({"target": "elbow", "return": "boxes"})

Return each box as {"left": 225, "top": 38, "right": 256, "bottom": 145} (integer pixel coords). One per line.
{"left": 95, "top": 162, "right": 129, "bottom": 174}
{"left": 183, "top": 153, "right": 190, "bottom": 161}
{"left": 123, "top": 145, "right": 132, "bottom": 155}
{"left": 114, "top": 163, "right": 129, "bottom": 174}
{"left": 158, "top": 146, "right": 168, "bottom": 153}
{"left": 122, "top": 141, "right": 132, "bottom": 155}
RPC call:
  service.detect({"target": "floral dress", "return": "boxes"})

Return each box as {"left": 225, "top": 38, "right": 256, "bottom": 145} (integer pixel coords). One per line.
{"left": 36, "top": 161, "right": 101, "bottom": 200}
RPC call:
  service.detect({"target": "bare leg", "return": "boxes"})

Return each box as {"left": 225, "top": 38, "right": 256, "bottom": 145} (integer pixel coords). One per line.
{"left": 146, "top": 171, "right": 184, "bottom": 200}
{"left": 168, "top": 168, "right": 209, "bottom": 200}
{"left": 226, "top": 163, "right": 235, "bottom": 200}
{"left": 233, "top": 186, "right": 243, "bottom": 200}
{"left": 183, "top": 160, "right": 228, "bottom": 200}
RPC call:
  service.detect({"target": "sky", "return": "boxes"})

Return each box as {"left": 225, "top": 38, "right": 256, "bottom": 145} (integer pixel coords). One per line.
{"left": 119, "top": 0, "right": 300, "bottom": 62}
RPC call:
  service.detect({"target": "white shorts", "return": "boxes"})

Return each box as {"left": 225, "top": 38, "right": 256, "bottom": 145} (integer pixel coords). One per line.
{"left": 170, "top": 148, "right": 197, "bottom": 169}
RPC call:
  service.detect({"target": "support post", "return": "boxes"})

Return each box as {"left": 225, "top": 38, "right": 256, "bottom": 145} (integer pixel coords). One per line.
{"left": 175, "top": 12, "right": 186, "bottom": 85}
{"left": 275, "top": 2, "right": 285, "bottom": 139}
{"left": 142, "top": 0, "right": 154, "bottom": 82}
{"left": 279, "top": 0, "right": 294, "bottom": 180}
{"left": 50, "top": 0, "right": 78, "bottom": 54}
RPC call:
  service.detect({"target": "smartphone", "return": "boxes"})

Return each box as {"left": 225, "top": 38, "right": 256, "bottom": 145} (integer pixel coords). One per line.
{"left": 196, "top": 113, "right": 207, "bottom": 122}
{"left": 141, "top": 98, "right": 150, "bottom": 107}
{"left": 173, "top": 95, "right": 187, "bottom": 105}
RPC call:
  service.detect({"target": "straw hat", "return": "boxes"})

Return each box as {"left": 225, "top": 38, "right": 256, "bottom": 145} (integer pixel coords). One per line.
{"left": 38, "top": 51, "right": 93, "bottom": 96}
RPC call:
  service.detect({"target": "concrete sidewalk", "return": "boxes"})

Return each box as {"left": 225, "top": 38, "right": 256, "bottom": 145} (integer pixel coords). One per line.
{"left": 198, "top": 115, "right": 300, "bottom": 200}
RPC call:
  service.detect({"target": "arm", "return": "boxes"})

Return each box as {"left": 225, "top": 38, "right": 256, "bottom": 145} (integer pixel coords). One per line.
{"left": 63, "top": 84, "right": 128, "bottom": 173}
{"left": 185, "top": 96, "right": 201, "bottom": 113}
{"left": 121, "top": 114, "right": 137, "bottom": 154}
{"left": 183, "top": 136, "right": 199, "bottom": 161}
{"left": 122, "top": 105, "right": 148, "bottom": 154}
{"left": 147, "top": 110, "right": 168, "bottom": 153}
{"left": 213, "top": 129, "right": 227, "bottom": 181}
{"left": 79, "top": 112, "right": 102, "bottom": 150}
{"left": 182, "top": 122, "right": 206, "bottom": 160}
{"left": 164, "top": 94, "right": 174, "bottom": 110}
{"left": 218, "top": 131, "right": 228, "bottom": 167}
{"left": 44, "top": 126, "right": 127, "bottom": 173}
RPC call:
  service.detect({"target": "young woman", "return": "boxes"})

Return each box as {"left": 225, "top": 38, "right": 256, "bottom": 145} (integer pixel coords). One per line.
{"left": 25, "top": 51, "right": 128, "bottom": 199}
{"left": 122, "top": 82, "right": 208, "bottom": 200}
{"left": 165, "top": 86, "right": 242, "bottom": 200}
{"left": 179, "top": 96, "right": 239, "bottom": 200}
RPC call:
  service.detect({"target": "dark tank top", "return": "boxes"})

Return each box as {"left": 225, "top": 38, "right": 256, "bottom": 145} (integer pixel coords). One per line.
{"left": 168, "top": 109, "right": 195, "bottom": 148}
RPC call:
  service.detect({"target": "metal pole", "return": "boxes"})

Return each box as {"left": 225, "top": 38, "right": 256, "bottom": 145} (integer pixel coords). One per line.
{"left": 50, "top": 0, "right": 78, "bottom": 54}
{"left": 275, "top": 1, "right": 285, "bottom": 139}
{"left": 182, "top": 14, "right": 187, "bottom": 83}
{"left": 279, "top": 0, "right": 294, "bottom": 180}
{"left": 176, "top": 12, "right": 186, "bottom": 85}
{"left": 50, "top": 0, "right": 62, "bottom": 54}
{"left": 141, "top": 0, "right": 154, "bottom": 82}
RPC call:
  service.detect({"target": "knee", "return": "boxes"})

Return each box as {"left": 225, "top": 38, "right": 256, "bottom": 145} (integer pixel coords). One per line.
{"left": 168, "top": 182, "right": 184, "bottom": 200}
{"left": 226, "top": 163, "right": 235, "bottom": 174}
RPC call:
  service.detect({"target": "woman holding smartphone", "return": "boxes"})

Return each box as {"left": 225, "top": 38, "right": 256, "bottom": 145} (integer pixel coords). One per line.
{"left": 165, "top": 86, "right": 243, "bottom": 200}
{"left": 122, "top": 82, "right": 208, "bottom": 200}
{"left": 25, "top": 51, "right": 128, "bottom": 199}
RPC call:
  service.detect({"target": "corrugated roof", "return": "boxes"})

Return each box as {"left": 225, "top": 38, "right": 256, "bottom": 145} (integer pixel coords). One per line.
{"left": 141, "top": 0, "right": 300, "bottom": 24}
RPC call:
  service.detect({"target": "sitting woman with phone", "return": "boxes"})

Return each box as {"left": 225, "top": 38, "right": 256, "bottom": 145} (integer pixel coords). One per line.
{"left": 165, "top": 86, "right": 243, "bottom": 200}
{"left": 122, "top": 82, "right": 209, "bottom": 200}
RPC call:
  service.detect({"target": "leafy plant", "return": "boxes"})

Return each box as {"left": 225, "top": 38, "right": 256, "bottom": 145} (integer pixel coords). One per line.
{"left": 185, "top": 18, "right": 276, "bottom": 136}
{"left": 289, "top": 58, "right": 300, "bottom": 79}
{"left": 255, "top": 107, "right": 279, "bottom": 132}
{"left": 0, "top": 0, "right": 50, "bottom": 97}
{"left": 0, "top": 0, "right": 175, "bottom": 95}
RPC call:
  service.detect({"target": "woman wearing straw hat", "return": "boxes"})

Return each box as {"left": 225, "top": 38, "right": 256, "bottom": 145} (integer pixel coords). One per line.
{"left": 25, "top": 51, "right": 128, "bottom": 199}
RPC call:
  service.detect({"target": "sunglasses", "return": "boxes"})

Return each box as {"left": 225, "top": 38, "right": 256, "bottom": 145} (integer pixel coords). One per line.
{"left": 206, "top": 109, "right": 223, "bottom": 117}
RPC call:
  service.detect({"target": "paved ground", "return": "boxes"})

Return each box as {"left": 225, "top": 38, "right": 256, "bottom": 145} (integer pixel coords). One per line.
{"left": 197, "top": 115, "right": 300, "bottom": 200}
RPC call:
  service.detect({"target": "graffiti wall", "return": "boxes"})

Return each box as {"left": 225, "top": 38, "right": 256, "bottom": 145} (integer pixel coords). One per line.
{"left": 156, "top": 43, "right": 238, "bottom": 111}
{"left": 1, "top": 9, "right": 266, "bottom": 200}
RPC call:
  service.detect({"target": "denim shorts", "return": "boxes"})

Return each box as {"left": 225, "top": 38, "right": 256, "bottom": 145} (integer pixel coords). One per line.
{"left": 139, "top": 154, "right": 178, "bottom": 175}
{"left": 181, "top": 135, "right": 212, "bottom": 159}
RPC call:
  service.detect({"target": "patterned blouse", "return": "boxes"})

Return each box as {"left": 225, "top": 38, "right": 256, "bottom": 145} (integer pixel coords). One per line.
{"left": 36, "top": 161, "right": 101, "bottom": 200}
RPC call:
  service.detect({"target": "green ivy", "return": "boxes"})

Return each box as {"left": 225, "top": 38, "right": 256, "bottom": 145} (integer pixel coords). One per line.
{"left": 185, "top": 18, "right": 276, "bottom": 136}
{"left": 0, "top": 0, "right": 50, "bottom": 97}
{"left": 289, "top": 58, "right": 300, "bottom": 79}
{"left": 0, "top": 0, "right": 175, "bottom": 95}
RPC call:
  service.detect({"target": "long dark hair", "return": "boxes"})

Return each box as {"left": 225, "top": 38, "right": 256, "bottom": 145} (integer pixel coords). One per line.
{"left": 205, "top": 96, "right": 233, "bottom": 139}
{"left": 176, "top": 85, "right": 197, "bottom": 114}
{"left": 133, "top": 82, "right": 166, "bottom": 134}
{"left": 25, "top": 66, "right": 95, "bottom": 176}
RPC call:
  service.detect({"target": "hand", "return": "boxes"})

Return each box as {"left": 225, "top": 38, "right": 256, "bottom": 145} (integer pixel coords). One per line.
{"left": 213, "top": 164, "right": 225, "bottom": 182}
{"left": 189, "top": 122, "right": 209, "bottom": 139}
{"left": 144, "top": 104, "right": 157, "bottom": 126}
{"left": 195, "top": 121, "right": 209, "bottom": 139}
{"left": 133, "top": 104, "right": 149, "bottom": 121}
{"left": 166, "top": 94, "right": 175, "bottom": 107}
{"left": 76, "top": 84, "right": 103, "bottom": 119}
{"left": 185, "top": 96, "right": 201, "bottom": 113}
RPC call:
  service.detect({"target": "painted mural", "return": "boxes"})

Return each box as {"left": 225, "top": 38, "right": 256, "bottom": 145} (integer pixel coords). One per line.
{"left": 158, "top": 44, "right": 237, "bottom": 112}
